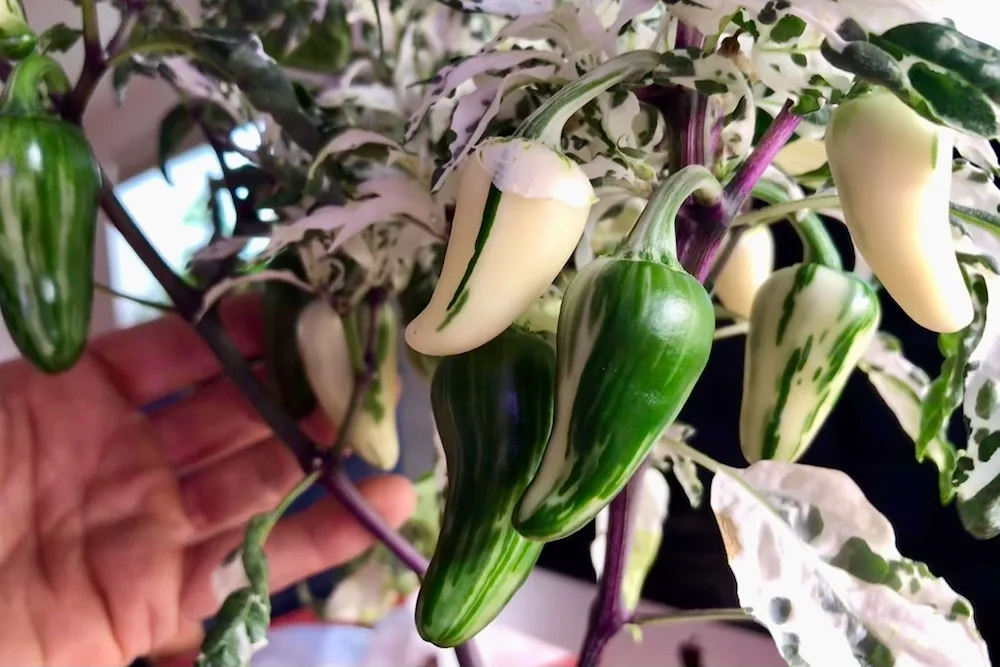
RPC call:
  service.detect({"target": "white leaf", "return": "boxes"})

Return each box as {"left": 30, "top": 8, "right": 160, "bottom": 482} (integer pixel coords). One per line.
{"left": 750, "top": 25, "right": 852, "bottom": 100}
{"left": 191, "top": 236, "right": 259, "bottom": 264}
{"left": 609, "top": 0, "right": 660, "bottom": 42}
{"left": 325, "top": 556, "right": 399, "bottom": 626}
{"left": 315, "top": 83, "right": 402, "bottom": 114}
{"left": 711, "top": 461, "right": 989, "bottom": 667}
{"left": 266, "top": 176, "right": 444, "bottom": 256}
{"left": 431, "top": 64, "right": 556, "bottom": 191}
{"left": 211, "top": 549, "right": 251, "bottom": 605}
{"left": 661, "top": 0, "right": 939, "bottom": 40}
{"left": 858, "top": 333, "right": 957, "bottom": 485}
{"left": 952, "top": 159, "right": 1000, "bottom": 216}
{"left": 651, "top": 421, "right": 704, "bottom": 509}
{"left": 590, "top": 468, "right": 670, "bottom": 612}
{"left": 309, "top": 129, "right": 405, "bottom": 180}
{"left": 955, "top": 135, "right": 1000, "bottom": 174}
{"left": 404, "top": 49, "right": 560, "bottom": 143}
{"left": 443, "top": 0, "right": 554, "bottom": 18}
{"left": 196, "top": 270, "right": 313, "bottom": 322}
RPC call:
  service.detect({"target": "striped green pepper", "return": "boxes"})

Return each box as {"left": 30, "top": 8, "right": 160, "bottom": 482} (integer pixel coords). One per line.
{"left": 0, "top": 54, "right": 101, "bottom": 374}
{"left": 739, "top": 263, "right": 880, "bottom": 463}
{"left": 514, "top": 167, "right": 719, "bottom": 542}
{"left": 261, "top": 250, "right": 317, "bottom": 419}
{"left": 416, "top": 326, "right": 556, "bottom": 647}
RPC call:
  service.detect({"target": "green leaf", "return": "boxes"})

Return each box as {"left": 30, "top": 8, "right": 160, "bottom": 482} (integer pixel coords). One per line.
{"left": 158, "top": 104, "right": 197, "bottom": 183}
{"left": 196, "top": 471, "right": 319, "bottom": 667}
{"left": 821, "top": 23, "right": 1000, "bottom": 138}
{"left": 919, "top": 267, "right": 989, "bottom": 460}
{"left": 36, "top": 24, "right": 81, "bottom": 54}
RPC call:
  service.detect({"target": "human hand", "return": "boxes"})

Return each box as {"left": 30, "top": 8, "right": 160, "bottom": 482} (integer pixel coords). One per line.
{"left": 0, "top": 296, "right": 416, "bottom": 666}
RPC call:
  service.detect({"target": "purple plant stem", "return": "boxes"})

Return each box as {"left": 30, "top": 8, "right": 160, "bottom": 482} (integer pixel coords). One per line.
{"left": 577, "top": 474, "right": 639, "bottom": 667}
{"left": 682, "top": 100, "right": 802, "bottom": 283}
{"left": 675, "top": 23, "right": 704, "bottom": 50}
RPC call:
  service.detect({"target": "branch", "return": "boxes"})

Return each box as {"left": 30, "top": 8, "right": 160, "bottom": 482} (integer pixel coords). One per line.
{"left": 97, "top": 175, "right": 427, "bottom": 569}
{"left": 65, "top": 0, "right": 105, "bottom": 122}
{"left": 577, "top": 475, "right": 638, "bottom": 667}
{"left": 630, "top": 608, "right": 752, "bottom": 627}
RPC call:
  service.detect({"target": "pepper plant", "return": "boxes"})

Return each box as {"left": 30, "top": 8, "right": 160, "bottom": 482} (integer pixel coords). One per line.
{"left": 3, "top": 0, "right": 1000, "bottom": 665}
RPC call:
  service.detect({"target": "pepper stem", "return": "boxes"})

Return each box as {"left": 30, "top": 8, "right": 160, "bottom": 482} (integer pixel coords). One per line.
{"left": 0, "top": 53, "right": 72, "bottom": 116}
{"left": 619, "top": 165, "right": 723, "bottom": 267}
{"left": 791, "top": 212, "right": 843, "bottom": 271}
{"left": 515, "top": 49, "right": 661, "bottom": 148}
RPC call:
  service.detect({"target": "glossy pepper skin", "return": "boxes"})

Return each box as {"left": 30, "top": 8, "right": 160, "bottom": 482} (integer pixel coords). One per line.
{"left": 740, "top": 263, "right": 881, "bottom": 463}
{"left": 261, "top": 250, "right": 317, "bottom": 419}
{"left": 0, "top": 54, "right": 101, "bottom": 373}
{"left": 513, "top": 167, "right": 718, "bottom": 542}
{"left": 404, "top": 137, "right": 595, "bottom": 357}
{"left": 825, "top": 87, "right": 971, "bottom": 334}
{"left": 416, "top": 326, "right": 556, "bottom": 647}
{"left": 0, "top": 0, "right": 36, "bottom": 60}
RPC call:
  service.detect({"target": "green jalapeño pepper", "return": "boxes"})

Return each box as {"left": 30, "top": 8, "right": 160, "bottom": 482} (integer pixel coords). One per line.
{"left": 417, "top": 326, "right": 556, "bottom": 647}
{"left": 514, "top": 167, "right": 718, "bottom": 542}
{"left": 0, "top": 54, "right": 101, "bottom": 373}
{"left": 739, "top": 214, "right": 881, "bottom": 463}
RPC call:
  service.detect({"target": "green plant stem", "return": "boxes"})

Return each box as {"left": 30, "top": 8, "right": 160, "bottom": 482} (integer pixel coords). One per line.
{"left": 95, "top": 282, "right": 175, "bottom": 312}
{"left": 515, "top": 49, "right": 661, "bottom": 147}
{"left": 620, "top": 165, "right": 722, "bottom": 265}
{"left": 258, "top": 470, "right": 321, "bottom": 537}
{"left": 731, "top": 194, "right": 841, "bottom": 228}
{"left": 630, "top": 607, "right": 752, "bottom": 627}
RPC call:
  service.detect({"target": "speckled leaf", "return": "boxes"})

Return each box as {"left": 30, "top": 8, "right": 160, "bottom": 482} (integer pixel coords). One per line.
{"left": 919, "top": 263, "right": 989, "bottom": 468}
{"left": 858, "top": 333, "right": 957, "bottom": 504}
{"left": 435, "top": 0, "right": 554, "bottom": 19}
{"left": 823, "top": 22, "right": 1000, "bottom": 139}
{"left": 711, "top": 461, "right": 989, "bottom": 667}
{"left": 430, "top": 64, "right": 556, "bottom": 191}
{"left": 404, "top": 49, "right": 561, "bottom": 143}
{"left": 652, "top": 421, "right": 705, "bottom": 509}
{"left": 197, "top": 473, "right": 319, "bottom": 667}
{"left": 590, "top": 467, "right": 669, "bottom": 612}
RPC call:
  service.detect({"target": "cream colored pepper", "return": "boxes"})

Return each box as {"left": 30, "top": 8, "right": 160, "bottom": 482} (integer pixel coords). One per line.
{"left": 714, "top": 225, "right": 775, "bottom": 320}
{"left": 825, "top": 88, "right": 973, "bottom": 334}
{"left": 405, "top": 137, "right": 595, "bottom": 357}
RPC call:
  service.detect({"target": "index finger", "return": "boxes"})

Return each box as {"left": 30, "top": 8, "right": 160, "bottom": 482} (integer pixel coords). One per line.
{"left": 90, "top": 293, "right": 264, "bottom": 408}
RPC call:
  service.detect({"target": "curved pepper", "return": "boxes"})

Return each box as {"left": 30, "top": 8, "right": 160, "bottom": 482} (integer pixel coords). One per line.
{"left": 740, "top": 262, "right": 880, "bottom": 463}
{"left": 825, "top": 87, "right": 971, "bottom": 334}
{"left": 404, "top": 137, "right": 595, "bottom": 357}
{"left": 714, "top": 225, "right": 774, "bottom": 320}
{"left": 0, "top": 54, "right": 101, "bottom": 373}
{"left": 416, "top": 326, "right": 556, "bottom": 647}
{"left": 514, "top": 167, "right": 718, "bottom": 541}
{"left": 296, "top": 298, "right": 401, "bottom": 470}
{"left": 0, "top": 0, "right": 35, "bottom": 60}
{"left": 261, "top": 250, "right": 317, "bottom": 419}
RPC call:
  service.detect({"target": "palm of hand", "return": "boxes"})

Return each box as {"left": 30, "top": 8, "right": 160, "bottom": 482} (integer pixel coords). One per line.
{"left": 0, "top": 299, "right": 414, "bottom": 666}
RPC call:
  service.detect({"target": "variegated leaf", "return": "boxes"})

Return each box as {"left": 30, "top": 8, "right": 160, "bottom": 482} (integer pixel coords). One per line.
{"left": 266, "top": 176, "right": 444, "bottom": 257}
{"left": 430, "top": 64, "right": 556, "bottom": 191}
{"left": 652, "top": 421, "right": 705, "bottom": 509}
{"left": 196, "top": 269, "right": 314, "bottom": 322}
{"left": 712, "top": 461, "right": 989, "bottom": 667}
{"left": 858, "top": 333, "right": 957, "bottom": 503}
{"left": 404, "top": 49, "right": 561, "bottom": 143}
{"left": 439, "top": 0, "right": 554, "bottom": 19}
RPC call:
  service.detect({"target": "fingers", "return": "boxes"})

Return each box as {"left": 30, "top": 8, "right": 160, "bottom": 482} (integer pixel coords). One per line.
{"left": 180, "top": 474, "right": 416, "bottom": 621}
{"left": 179, "top": 437, "right": 303, "bottom": 541}
{"left": 89, "top": 294, "right": 263, "bottom": 407}
{"left": 150, "top": 373, "right": 271, "bottom": 474}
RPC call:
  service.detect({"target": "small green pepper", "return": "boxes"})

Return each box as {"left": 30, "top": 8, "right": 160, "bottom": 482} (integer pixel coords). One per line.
{"left": 0, "top": 54, "right": 101, "bottom": 373}
{"left": 0, "top": 0, "right": 36, "bottom": 60}
{"left": 514, "top": 167, "right": 718, "bottom": 542}
{"left": 417, "top": 326, "right": 556, "bottom": 647}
